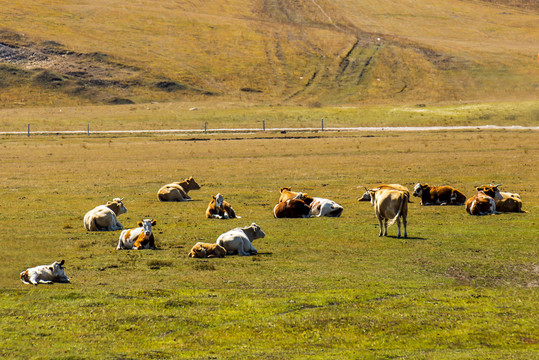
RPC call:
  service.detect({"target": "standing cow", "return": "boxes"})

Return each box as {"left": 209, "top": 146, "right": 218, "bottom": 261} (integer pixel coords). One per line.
{"left": 157, "top": 177, "right": 201, "bottom": 202}
{"left": 84, "top": 198, "right": 127, "bottom": 231}
{"left": 412, "top": 183, "right": 466, "bottom": 205}
{"left": 216, "top": 223, "right": 265, "bottom": 256}
{"left": 368, "top": 188, "right": 408, "bottom": 238}
{"left": 117, "top": 219, "right": 157, "bottom": 250}
{"left": 358, "top": 184, "right": 410, "bottom": 202}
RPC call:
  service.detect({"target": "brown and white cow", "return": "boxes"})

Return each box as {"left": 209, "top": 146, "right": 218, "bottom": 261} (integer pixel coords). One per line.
{"left": 412, "top": 183, "right": 467, "bottom": 205}
{"left": 358, "top": 184, "right": 410, "bottom": 202}
{"left": 157, "top": 177, "right": 201, "bottom": 202}
{"left": 216, "top": 223, "right": 266, "bottom": 256}
{"left": 188, "top": 242, "right": 227, "bottom": 258}
{"left": 20, "top": 260, "right": 70, "bottom": 285}
{"left": 117, "top": 219, "right": 157, "bottom": 250}
{"left": 465, "top": 192, "right": 497, "bottom": 215}
{"left": 84, "top": 198, "right": 127, "bottom": 231}
{"left": 294, "top": 193, "right": 344, "bottom": 217}
{"left": 368, "top": 188, "right": 409, "bottom": 238}
{"left": 273, "top": 199, "right": 311, "bottom": 218}
{"left": 280, "top": 187, "right": 343, "bottom": 217}
{"left": 205, "top": 193, "right": 239, "bottom": 219}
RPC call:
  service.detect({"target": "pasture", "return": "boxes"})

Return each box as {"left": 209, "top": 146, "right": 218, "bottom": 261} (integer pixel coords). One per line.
{"left": 1, "top": 129, "right": 538, "bottom": 359}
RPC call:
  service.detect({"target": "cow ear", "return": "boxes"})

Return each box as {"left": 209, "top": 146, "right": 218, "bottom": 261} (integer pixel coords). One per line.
{"left": 106, "top": 201, "right": 112, "bottom": 205}
{"left": 59, "top": 260, "right": 65, "bottom": 266}
{"left": 476, "top": 187, "right": 481, "bottom": 191}
{"left": 212, "top": 195, "right": 216, "bottom": 199}
{"left": 137, "top": 221, "right": 143, "bottom": 227}
{"left": 49, "top": 267, "right": 53, "bottom": 271}
{"left": 151, "top": 220, "right": 157, "bottom": 226}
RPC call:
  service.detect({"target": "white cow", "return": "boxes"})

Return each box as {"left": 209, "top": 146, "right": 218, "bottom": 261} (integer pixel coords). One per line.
{"left": 216, "top": 223, "right": 265, "bottom": 256}
{"left": 20, "top": 260, "right": 70, "bottom": 285}
{"left": 84, "top": 198, "right": 127, "bottom": 231}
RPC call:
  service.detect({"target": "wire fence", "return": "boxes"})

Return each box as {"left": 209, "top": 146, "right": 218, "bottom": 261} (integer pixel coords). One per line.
{"left": 1, "top": 122, "right": 538, "bottom": 137}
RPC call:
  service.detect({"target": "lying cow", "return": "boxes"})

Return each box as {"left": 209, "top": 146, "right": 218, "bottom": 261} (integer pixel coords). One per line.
{"left": 206, "top": 193, "right": 239, "bottom": 219}
{"left": 358, "top": 184, "right": 410, "bottom": 202}
{"left": 273, "top": 199, "right": 311, "bottom": 218}
{"left": 188, "top": 242, "right": 227, "bottom": 258}
{"left": 157, "top": 177, "right": 201, "bottom": 202}
{"left": 294, "top": 193, "right": 343, "bottom": 217}
{"left": 497, "top": 191, "right": 525, "bottom": 213}
{"left": 20, "top": 260, "right": 70, "bottom": 285}
{"left": 117, "top": 219, "right": 157, "bottom": 250}
{"left": 465, "top": 191, "right": 497, "bottom": 215}
{"left": 216, "top": 223, "right": 265, "bottom": 256}
{"left": 412, "top": 183, "right": 466, "bottom": 205}
{"left": 84, "top": 198, "right": 127, "bottom": 231}
{"left": 368, "top": 188, "right": 408, "bottom": 238}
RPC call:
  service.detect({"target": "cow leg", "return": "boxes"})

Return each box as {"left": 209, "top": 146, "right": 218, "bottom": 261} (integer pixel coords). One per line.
{"left": 383, "top": 219, "right": 388, "bottom": 236}
{"left": 377, "top": 217, "right": 384, "bottom": 237}
{"left": 396, "top": 217, "right": 401, "bottom": 238}
{"left": 403, "top": 216, "right": 408, "bottom": 238}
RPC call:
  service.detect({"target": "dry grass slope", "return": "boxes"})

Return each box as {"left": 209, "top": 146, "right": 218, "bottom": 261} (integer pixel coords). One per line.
{"left": 0, "top": 0, "right": 537, "bottom": 107}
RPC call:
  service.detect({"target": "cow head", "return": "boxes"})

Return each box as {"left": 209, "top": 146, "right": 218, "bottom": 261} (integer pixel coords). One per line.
{"left": 476, "top": 184, "right": 503, "bottom": 201}
{"left": 108, "top": 198, "right": 127, "bottom": 215}
{"left": 213, "top": 193, "right": 224, "bottom": 208}
{"left": 413, "top": 183, "right": 427, "bottom": 197}
{"left": 186, "top": 177, "right": 201, "bottom": 190}
{"left": 50, "top": 260, "right": 66, "bottom": 276}
{"left": 358, "top": 187, "right": 371, "bottom": 202}
{"left": 188, "top": 243, "right": 207, "bottom": 258}
{"left": 137, "top": 219, "right": 157, "bottom": 237}
{"left": 280, "top": 187, "right": 292, "bottom": 193}
{"left": 248, "top": 223, "right": 265, "bottom": 239}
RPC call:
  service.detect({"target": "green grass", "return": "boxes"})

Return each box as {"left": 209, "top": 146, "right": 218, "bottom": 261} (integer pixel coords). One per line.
{"left": 1, "top": 129, "right": 537, "bottom": 359}
{"left": 0, "top": 101, "right": 538, "bottom": 133}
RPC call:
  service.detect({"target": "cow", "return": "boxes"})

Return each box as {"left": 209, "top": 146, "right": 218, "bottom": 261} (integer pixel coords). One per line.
{"left": 157, "top": 177, "right": 201, "bottom": 202}
{"left": 205, "top": 193, "right": 239, "bottom": 219}
{"left": 496, "top": 191, "right": 525, "bottom": 213}
{"left": 216, "top": 223, "right": 265, "bottom": 256}
{"left": 84, "top": 198, "right": 127, "bottom": 231}
{"left": 465, "top": 191, "right": 497, "bottom": 216}
{"left": 358, "top": 184, "right": 410, "bottom": 202}
{"left": 475, "top": 184, "right": 503, "bottom": 202}
{"left": 20, "top": 260, "right": 70, "bottom": 285}
{"left": 294, "top": 193, "right": 343, "bottom": 217}
{"left": 368, "top": 188, "right": 408, "bottom": 238}
{"left": 273, "top": 199, "right": 311, "bottom": 218}
{"left": 117, "top": 219, "right": 157, "bottom": 250}
{"left": 412, "top": 183, "right": 467, "bottom": 205}
{"left": 188, "top": 242, "right": 227, "bottom": 258}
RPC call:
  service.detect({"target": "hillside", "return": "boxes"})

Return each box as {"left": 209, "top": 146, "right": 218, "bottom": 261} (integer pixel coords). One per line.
{"left": 0, "top": 0, "right": 537, "bottom": 107}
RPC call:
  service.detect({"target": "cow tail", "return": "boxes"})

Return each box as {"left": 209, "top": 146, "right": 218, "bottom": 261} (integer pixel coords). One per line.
{"left": 388, "top": 193, "right": 407, "bottom": 226}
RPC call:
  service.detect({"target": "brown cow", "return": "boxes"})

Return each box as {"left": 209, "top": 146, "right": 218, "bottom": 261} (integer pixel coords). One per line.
{"left": 412, "top": 183, "right": 466, "bottom": 205}
{"left": 205, "top": 193, "right": 239, "bottom": 219}
{"left": 496, "top": 191, "right": 525, "bottom": 213}
{"left": 273, "top": 199, "right": 311, "bottom": 218}
{"left": 368, "top": 188, "right": 408, "bottom": 238}
{"left": 188, "top": 242, "right": 227, "bottom": 258}
{"left": 157, "top": 177, "right": 201, "bottom": 202}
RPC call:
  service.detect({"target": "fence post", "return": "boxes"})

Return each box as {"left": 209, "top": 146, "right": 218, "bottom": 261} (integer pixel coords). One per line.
{"left": 87, "top": 123, "right": 90, "bottom": 136}
{"left": 27, "top": 124, "right": 30, "bottom": 137}
{"left": 321, "top": 118, "right": 324, "bottom": 132}
{"left": 263, "top": 120, "right": 265, "bottom": 131}
{"left": 204, "top": 122, "right": 207, "bottom": 135}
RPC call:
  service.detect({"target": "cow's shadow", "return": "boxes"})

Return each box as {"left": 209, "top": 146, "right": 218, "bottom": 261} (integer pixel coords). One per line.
{"left": 385, "top": 236, "right": 426, "bottom": 240}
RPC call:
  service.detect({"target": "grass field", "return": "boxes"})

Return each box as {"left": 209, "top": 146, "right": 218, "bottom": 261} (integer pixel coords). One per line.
{"left": 1, "top": 129, "right": 537, "bottom": 359}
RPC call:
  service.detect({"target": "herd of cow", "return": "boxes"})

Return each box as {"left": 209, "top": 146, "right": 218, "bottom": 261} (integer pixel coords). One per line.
{"left": 20, "top": 177, "right": 525, "bottom": 285}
